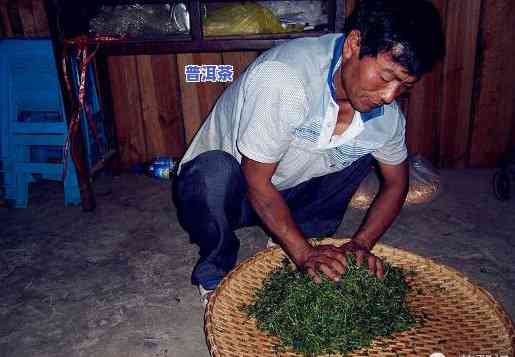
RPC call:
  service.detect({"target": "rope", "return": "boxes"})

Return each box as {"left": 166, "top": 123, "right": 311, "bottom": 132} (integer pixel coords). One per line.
{"left": 60, "top": 35, "right": 119, "bottom": 181}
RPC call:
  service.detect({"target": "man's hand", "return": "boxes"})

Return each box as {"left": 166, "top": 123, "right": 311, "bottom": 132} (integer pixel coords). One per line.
{"left": 340, "top": 240, "right": 384, "bottom": 279}
{"left": 299, "top": 241, "right": 384, "bottom": 283}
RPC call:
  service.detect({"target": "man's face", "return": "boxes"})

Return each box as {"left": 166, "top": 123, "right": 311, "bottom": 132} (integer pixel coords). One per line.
{"left": 340, "top": 32, "right": 418, "bottom": 112}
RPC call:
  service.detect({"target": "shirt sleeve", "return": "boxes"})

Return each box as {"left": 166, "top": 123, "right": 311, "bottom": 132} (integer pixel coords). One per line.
{"left": 236, "top": 61, "right": 308, "bottom": 164}
{"left": 372, "top": 104, "right": 408, "bottom": 165}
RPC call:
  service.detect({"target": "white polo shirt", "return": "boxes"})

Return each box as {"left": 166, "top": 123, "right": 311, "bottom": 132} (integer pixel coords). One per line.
{"left": 179, "top": 34, "right": 407, "bottom": 190}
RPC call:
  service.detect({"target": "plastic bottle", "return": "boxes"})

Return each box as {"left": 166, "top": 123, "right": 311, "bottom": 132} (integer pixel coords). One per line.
{"left": 147, "top": 156, "right": 177, "bottom": 180}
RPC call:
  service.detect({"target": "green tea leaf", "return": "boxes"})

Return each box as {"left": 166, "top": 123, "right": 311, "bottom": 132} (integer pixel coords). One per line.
{"left": 243, "top": 256, "right": 419, "bottom": 356}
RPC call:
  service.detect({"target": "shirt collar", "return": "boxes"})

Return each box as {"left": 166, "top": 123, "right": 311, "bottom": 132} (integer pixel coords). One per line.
{"left": 362, "top": 106, "right": 384, "bottom": 122}
{"left": 327, "top": 34, "right": 385, "bottom": 122}
{"left": 327, "top": 34, "right": 345, "bottom": 100}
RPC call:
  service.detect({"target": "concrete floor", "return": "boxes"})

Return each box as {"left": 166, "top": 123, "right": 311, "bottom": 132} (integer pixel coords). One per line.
{"left": 0, "top": 169, "right": 514, "bottom": 357}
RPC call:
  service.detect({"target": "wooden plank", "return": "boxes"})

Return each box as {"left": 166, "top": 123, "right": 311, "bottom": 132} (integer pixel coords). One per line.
{"left": 222, "top": 51, "right": 259, "bottom": 80}
{"left": 135, "top": 55, "right": 163, "bottom": 161}
{"left": 0, "top": 1, "right": 13, "bottom": 36}
{"left": 107, "top": 56, "right": 147, "bottom": 167}
{"left": 177, "top": 53, "right": 203, "bottom": 145}
{"left": 126, "top": 57, "right": 149, "bottom": 166}
{"left": 405, "top": 0, "right": 447, "bottom": 164}
{"left": 150, "top": 54, "right": 186, "bottom": 158}
{"left": 17, "top": 0, "right": 36, "bottom": 36}
{"left": 405, "top": 68, "right": 442, "bottom": 163}
{"left": 31, "top": 0, "right": 49, "bottom": 36}
{"left": 194, "top": 52, "right": 225, "bottom": 122}
{"left": 107, "top": 56, "right": 131, "bottom": 167}
{"left": 0, "top": 0, "right": 48, "bottom": 37}
{"left": 469, "top": 0, "right": 515, "bottom": 167}
{"left": 6, "top": 1, "right": 23, "bottom": 36}
{"left": 438, "top": 0, "right": 482, "bottom": 168}
{"left": 177, "top": 51, "right": 258, "bottom": 148}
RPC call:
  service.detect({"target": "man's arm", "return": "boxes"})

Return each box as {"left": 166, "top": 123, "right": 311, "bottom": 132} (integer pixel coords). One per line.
{"left": 351, "top": 159, "right": 409, "bottom": 251}
{"left": 241, "top": 156, "right": 349, "bottom": 282}
{"left": 241, "top": 156, "right": 313, "bottom": 264}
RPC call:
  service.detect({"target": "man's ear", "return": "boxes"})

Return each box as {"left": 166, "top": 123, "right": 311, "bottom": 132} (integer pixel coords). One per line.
{"left": 343, "top": 30, "right": 361, "bottom": 60}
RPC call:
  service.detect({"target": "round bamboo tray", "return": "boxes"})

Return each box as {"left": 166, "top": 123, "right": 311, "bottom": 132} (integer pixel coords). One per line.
{"left": 205, "top": 238, "right": 515, "bottom": 357}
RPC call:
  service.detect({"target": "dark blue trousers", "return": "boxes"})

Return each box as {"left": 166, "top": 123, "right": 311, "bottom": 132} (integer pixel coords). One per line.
{"left": 172, "top": 150, "right": 374, "bottom": 289}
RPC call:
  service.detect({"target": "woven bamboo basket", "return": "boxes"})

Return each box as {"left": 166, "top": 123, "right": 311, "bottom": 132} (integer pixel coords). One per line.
{"left": 205, "top": 238, "right": 515, "bottom": 357}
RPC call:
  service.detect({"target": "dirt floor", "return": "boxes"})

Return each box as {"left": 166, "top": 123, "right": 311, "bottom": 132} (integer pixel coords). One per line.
{"left": 0, "top": 169, "right": 514, "bottom": 357}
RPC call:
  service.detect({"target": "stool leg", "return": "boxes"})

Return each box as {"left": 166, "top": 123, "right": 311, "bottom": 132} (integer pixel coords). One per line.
{"left": 3, "top": 159, "right": 16, "bottom": 201}
{"left": 12, "top": 147, "right": 31, "bottom": 207}
{"left": 15, "top": 173, "right": 30, "bottom": 208}
{"left": 64, "top": 157, "right": 81, "bottom": 206}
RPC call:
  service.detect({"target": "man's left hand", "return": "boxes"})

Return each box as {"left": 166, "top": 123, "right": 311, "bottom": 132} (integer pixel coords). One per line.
{"left": 338, "top": 240, "right": 384, "bottom": 279}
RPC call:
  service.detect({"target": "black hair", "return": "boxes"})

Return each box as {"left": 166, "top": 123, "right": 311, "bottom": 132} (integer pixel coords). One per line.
{"left": 343, "top": 0, "right": 445, "bottom": 77}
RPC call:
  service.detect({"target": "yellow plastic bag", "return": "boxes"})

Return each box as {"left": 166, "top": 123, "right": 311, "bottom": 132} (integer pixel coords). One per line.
{"left": 203, "top": 3, "right": 286, "bottom": 36}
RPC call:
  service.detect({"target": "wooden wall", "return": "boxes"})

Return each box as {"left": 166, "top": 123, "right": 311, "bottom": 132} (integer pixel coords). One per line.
{"left": 4, "top": 0, "right": 515, "bottom": 168}
{"left": 110, "top": 0, "right": 514, "bottom": 169}
{"left": 107, "top": 51, "right": 259, "bottom": 166}
{"left": 346, "top": 0, "right": 515, "bottom": 168}
{"left": 469, "top": 0, "right": 515, "bottom": 167}
{"left": 0, "top": 0, "right": 49, "bottom": 37}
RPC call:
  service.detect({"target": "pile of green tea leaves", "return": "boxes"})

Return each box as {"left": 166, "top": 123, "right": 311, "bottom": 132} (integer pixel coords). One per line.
{"left": 244, "top": 256, "right": 418, "bottom": 356}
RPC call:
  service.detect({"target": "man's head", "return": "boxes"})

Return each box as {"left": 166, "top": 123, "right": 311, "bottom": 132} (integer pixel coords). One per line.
{"left": 339, "top": 0, "right": 445, "bottom": 112}
{"left": 344, "top": 0, "right": 445, "bottom": 78}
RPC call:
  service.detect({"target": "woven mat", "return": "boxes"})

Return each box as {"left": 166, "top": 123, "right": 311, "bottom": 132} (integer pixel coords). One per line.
{"left": 205, "top": 238, "right": 515, "bottom": 356}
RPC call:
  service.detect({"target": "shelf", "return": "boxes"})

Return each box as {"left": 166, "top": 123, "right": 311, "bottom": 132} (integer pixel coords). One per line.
{"left": 63, "top": 31, "right": 331, "bottom": 55}
{"left": 48, "top": 0, "right": 337, "bottom": 54}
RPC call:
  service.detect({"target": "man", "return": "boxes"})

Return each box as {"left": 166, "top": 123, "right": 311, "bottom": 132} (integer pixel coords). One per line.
{"left": 173, "top": 0, "right": 445, "bottom": 304}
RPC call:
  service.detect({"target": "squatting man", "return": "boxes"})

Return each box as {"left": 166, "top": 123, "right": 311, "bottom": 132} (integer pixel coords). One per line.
{"left": 172, "top": 0, "right": 445, "bottom": 304}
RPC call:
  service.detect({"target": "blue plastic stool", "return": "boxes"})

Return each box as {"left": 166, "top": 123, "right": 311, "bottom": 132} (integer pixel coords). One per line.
{"left": 0, "top": 38, "right": 80, "bottom": 208}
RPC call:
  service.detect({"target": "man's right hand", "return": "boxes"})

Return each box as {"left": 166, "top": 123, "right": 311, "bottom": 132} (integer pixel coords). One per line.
{"left": 297, "top": 242, "right": 384, "bottom": 282}
{"left": 297, "top": 244, "right": 348, "bottom": 283}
